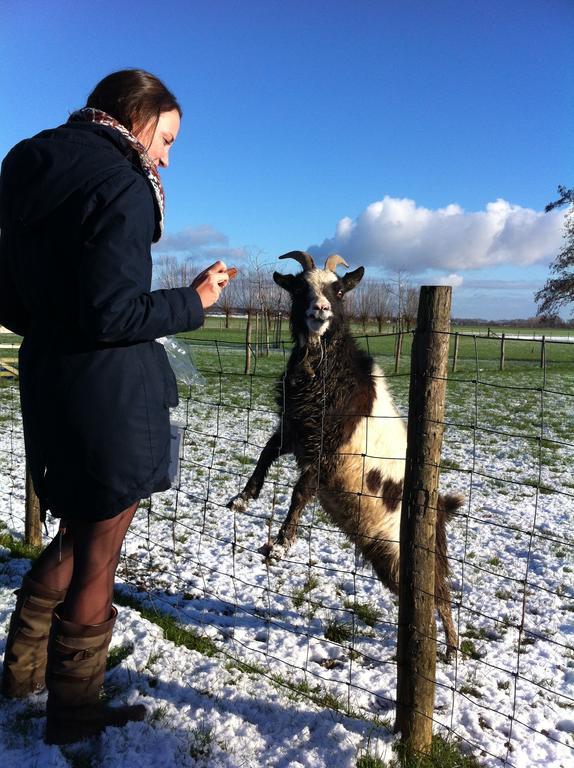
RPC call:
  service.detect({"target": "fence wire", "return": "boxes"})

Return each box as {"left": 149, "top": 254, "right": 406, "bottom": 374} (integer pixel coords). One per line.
{"left": 0, "top": 328, "right": 573, "bottom": 767}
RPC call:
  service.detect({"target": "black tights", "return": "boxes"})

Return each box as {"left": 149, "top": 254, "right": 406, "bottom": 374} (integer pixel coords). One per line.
{"left": 29, "top": 501, "right": 138, "bottom": 625}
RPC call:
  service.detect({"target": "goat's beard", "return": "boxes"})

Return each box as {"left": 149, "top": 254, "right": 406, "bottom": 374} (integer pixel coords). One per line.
{"left": 305, "top": 309, "right": 332, "bottom": 337}
{"left": 305, "top": 316, "right": 331, "bottom": 336}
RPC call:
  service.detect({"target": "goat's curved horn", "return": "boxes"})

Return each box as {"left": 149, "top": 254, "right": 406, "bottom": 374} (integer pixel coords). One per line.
{"left": 278, "top": 250, "right": 315, "bottom": 271}
{"left": 324, "top": 254, "right": 349, "bottom": 273}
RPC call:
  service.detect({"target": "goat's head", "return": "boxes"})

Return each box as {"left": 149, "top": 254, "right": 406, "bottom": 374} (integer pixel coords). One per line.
{"left": 273, "top": 251, "right": 364, "bottom": 341}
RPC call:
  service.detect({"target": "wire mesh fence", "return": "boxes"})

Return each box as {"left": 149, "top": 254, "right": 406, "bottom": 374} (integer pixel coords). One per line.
{"left": 1, "top": 324, "right": 573, "bottom": 766}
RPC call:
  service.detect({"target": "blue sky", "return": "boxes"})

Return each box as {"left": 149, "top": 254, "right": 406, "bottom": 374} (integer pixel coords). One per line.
{"left": 2, "top": 0, "right": 573, "bottom": 319}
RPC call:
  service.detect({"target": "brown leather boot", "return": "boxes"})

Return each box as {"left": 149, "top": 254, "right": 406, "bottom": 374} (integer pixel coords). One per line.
{"left": 1, "top": 573, "right": 67, "bottom": 698}
{"left": 45, "top": 606, "right": 146, "bottom": 745}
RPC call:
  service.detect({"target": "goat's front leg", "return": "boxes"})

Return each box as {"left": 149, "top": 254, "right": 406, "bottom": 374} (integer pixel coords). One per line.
{"left": 227, "top": 429, "right": 289, "bottom": 511}
{"left": 269, "top": 469, "right": 316, "bottom": 553}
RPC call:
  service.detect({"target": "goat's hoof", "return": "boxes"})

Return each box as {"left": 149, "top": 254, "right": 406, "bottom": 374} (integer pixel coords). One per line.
{"left": 258, "top": 539, "right": 290, "bottom": 560}
{"left": 274, "top": 535, "right": 294, "bottom": 553}
{"left": 227, "top": 494, "right": 249, "bottom": 511}
{"left": 258, "top": 542, "right": 274, "bottom": 558}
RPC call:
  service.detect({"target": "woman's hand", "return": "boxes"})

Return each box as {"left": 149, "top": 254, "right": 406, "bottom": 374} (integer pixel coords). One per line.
{"left": 191, "top": 261, "right": 230, "bottom": 309}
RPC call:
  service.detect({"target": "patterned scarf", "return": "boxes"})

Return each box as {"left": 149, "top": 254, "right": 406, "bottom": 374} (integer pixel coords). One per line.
{"left": 68, "top": 107, "right": 164, "bottom": 241}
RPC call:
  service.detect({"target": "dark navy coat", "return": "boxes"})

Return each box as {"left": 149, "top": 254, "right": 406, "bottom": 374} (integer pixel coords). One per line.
{"left": 0, "top": 121, "right": 204, "bottom": 520}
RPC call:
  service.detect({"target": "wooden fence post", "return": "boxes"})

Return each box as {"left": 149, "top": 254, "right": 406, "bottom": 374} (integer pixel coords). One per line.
{"left": 274, "top": 312, "right": 283, "bottom": 348}
{"left": 244, "top": 311, "right": 253, "bottom": 374}
{"left": 394, "top": 332, "right": 403, "bottom": 374}
{"left": 500, "top": 333, "right": 506, "bottom": 371}
{"left": 25, "top": 462, "right": 42, "bottom": 548}
{"left": 452, "top": 332, "right": 459, "bottom": 373}
{"left": 395, "top": 286, "right": 452, "bottom": 758}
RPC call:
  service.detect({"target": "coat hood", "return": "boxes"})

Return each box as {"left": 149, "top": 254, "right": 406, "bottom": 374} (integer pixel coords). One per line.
{"left": 0, "top": 122, "right": 140, "bottom": 228}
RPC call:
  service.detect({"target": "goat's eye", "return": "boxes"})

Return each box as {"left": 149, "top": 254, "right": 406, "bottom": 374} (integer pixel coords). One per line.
{"left": 336, "top": 289, "right": 344, "bottom": 298}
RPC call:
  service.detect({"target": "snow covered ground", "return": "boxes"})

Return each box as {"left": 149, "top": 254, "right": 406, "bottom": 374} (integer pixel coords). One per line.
{"left": 0, "top": 349, "right": 573, "bottom": 767}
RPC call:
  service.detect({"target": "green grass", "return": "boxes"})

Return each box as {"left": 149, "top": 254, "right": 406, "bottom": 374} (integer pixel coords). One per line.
{"left": 459, "top": 683, "right": 483, "bottom": 700}
{"left": 175, "top": 322, "right": 574, "bottom": 385}
{"left": 292, "top": 573, "right": 320, "bottom": 608}
{"left": 106, "top": 643, "right": 135, "bottom": 670}
{"left": 0, "top": 525, "right": 42, "bottom": 561}
{"left": 187, "top": 723, "right": 215, "bottom": 760}
{"left": 390, "top": 735, "right": 482, "bottom": 767}
{"left": 3, "top": 322, "right": 574, "bottom": 371}
{"left": 4, "top": 324, "right": 574, "bottom": 398}
{"left": 357, "top": 754, "right": 386, "bottom": 768}
{"left": 324, "top": 616, "right": 354, "bottom": 644}
{"left": 344, "top": 600, "right": 382, "bottom": 627}
{"left": 459, "top": 639, "right": 482, "bottom": 659}
{"left": 181, "top": 336, "right": 574, "bottom": 411}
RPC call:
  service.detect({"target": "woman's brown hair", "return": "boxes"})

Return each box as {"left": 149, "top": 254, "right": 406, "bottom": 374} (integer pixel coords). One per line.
{"left": 86, "top": 69, "right": 182, "bottom": 139}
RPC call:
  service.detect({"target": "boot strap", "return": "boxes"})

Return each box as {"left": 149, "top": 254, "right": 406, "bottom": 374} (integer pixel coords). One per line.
{"left": 51, "top": 637, "right": 109, "bottom": 657}
{"left": 47, "top": 670, "right": 104, "bottom": 684}
{"left": 11, "top": 628, "right": 51, "bottom": 644}
{"left": 20, "top": 598, "right": 58, "bottom": 615}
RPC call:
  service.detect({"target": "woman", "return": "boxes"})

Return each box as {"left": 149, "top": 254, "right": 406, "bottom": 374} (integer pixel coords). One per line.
{"left": 0, "top": 69, "right": 230, "bottom": 744}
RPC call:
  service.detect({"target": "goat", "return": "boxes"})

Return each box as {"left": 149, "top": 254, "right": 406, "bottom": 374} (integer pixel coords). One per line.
{"left": 228, "top": 250, "right": 461, "bottom": 657}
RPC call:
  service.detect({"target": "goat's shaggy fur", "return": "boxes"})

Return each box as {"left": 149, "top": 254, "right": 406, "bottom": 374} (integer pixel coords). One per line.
{"left": 228, "top": 252, "right": 462, "bottom": 657}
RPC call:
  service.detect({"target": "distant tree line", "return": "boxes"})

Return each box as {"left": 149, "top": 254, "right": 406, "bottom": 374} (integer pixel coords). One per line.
{"left": 154, "top": 254, "right": 420, "bottom": 332}
{"left": 453, "top": 315, "right": 574, "bottom": 329}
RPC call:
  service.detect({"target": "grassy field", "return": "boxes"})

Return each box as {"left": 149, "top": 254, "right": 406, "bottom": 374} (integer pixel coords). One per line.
{"left": 180, "top": 334, "right": 574, "bottom": 387}
{"left": 3, "top": 322, "right": 574, "bottom": 382}
{"left": 178, "top": 318, "right": 574, "bottom": 371}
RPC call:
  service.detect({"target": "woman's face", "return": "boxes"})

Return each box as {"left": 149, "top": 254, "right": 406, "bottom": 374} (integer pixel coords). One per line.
{"left": 136, "top": 108, "right": 180, "bottom": 168}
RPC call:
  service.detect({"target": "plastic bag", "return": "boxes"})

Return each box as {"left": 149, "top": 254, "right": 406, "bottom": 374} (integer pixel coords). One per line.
{"left": 157, "top": 336, "right": 204, "bottom": 387}
{"left": 168, "top": 421, "right": 185, "bottom": 485}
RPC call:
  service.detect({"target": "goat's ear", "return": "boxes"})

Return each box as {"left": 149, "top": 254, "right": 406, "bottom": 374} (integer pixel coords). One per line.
{"left": 273, "top": 271, "right": 295, "bottom": 292}
{"left": 341, "top": 267, "right": 365, "bottom": 293}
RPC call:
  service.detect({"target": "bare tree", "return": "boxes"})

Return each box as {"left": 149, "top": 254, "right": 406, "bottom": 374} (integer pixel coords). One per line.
{"left": 390, "top": 271, "right": 406, "bottom": 332}
{"left": 231, "top": 248, "right": 272, "bottom": 369}
{"left": 232, "top": 271, "right": 257, "bottom": 373}
{"left": 154, "top": 254, "right": 196, "bottom": 289}
{"left": 218, "top": 275, "right": 239, "bottom": 328}
{"left": 389, "top": 271, "right": 418, "bottom": 331}
{"left": 354, "top": 280, "right": 375, "bottom": 332}
{"left": 371, "top": 280, "right": 393, "bottom": 332}
{"left": 401, "top": 286, "right": 419, "bottom": 330}
{"left": 155, "top": 253, "right": 242, "bottom": 329}
{"left": 265, "top": 277, "right": 289, "bottom": 348}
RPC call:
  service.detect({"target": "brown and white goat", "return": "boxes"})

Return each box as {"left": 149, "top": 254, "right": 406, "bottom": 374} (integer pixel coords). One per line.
{"left": 228, "top": 251, "right": 461, "bottom": 656}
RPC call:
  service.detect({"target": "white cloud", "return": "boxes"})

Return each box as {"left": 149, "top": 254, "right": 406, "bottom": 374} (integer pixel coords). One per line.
{"left": 437, "top": 273, "right": 464, "bottom": 287}
{"left": 154, "top": 225, "right": 229, "bottom": 253}
{"left": 308, "top": 196, "right": 564, "bottom": 273}
{"left": 152, "top": 225, "right": 247, "bottom": 265}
